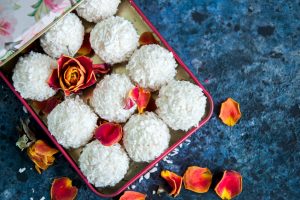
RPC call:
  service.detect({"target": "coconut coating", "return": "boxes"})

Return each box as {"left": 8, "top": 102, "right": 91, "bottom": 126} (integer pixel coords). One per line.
{"left": 156, "top": 80, "right": 207, "bottom": 131}
{"left": 123, "top": 112, "right": 170, "bottom": 162}
{"left": 79, "top": 140, "right": 129, "bottom": 187}
{"left": 90, "top": 16, "right": 139, "bottom": 64}
{"left": 40, "top": 13, "right": 84, "bottom": 58}
{"left": 12, "top": 52, "right": 56, "bottom": 101}
{"left": 47, "top": 97, "right": 97, "bottom": 149}
{"left": 90, "top": 74, "right": 136, "bottom": 123}
{"left": 126, "top": 44, "right": 177, "bottom": 90}
{"left": 75, "top": 0, "right": 121, "bottom": 23}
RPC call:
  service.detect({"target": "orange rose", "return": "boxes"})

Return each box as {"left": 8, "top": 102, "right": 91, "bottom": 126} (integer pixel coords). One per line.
{"left": 48, "top": 55, "right": 110, "bottom": 96}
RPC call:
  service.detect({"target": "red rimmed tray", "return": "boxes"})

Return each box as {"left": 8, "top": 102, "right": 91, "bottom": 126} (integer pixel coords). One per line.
{"left": 0, "top": 0, "right": 214, "bottom": 198}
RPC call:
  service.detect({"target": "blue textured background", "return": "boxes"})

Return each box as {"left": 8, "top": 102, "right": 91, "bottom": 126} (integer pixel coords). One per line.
{"left": 0, "top": 0, "right": 299, "bottom": 199}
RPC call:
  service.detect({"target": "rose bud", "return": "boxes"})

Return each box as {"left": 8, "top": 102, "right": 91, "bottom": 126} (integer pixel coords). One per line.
{"left": 183, "top": 166, "right": 212, "bottom": 193}
{"left": 215, "top": 170, "right": 243, "bottom": 199}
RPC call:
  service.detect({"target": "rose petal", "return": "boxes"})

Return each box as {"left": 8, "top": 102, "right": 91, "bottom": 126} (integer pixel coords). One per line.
{"left": 27, "top": 140, "right": 58, "bottom": 174}
{"left": 48, "top": 69, "right": 60, "bottom": 89}
{"left": 124, "top": 86, "right": 139, "bottom": 110}
{"left": 33, "top": 140, "right": 58, "bottom": 157}
{"left": 92, "top": 63, "right": 111, "bottom": 74}
{"left": 32, "top": 94, "right": 63, "bottom": 115}
{"left": 139, "top": 32, "right": 160, "bottom": 46}
{"left": 219, "top": 98, "right": 241, "bottom": 126}
{"left": 215, "top": 170, "right": 243, "bottom": 199}
{"left": 183, "top": 166, "right": 212, "bottom": 193}
{"left": 124, "top": 86, "right": 151, "bottom": 113}
{"left": 136, "top": 88, "right": 151, "bottom": 114}
{"left": 161, "top": 170, "right": 183, "bottom": 197}
{"left": 51, "top": 177, "right": 78, "bottom": 200}
{"left": 77, "top": 33, "right": 92, "bottom": 56}
{"left": 94, "top": 123, "right": 123, "bottom": 146}
{"left": 119, "top": 191, "right": 146, "bottom": 200}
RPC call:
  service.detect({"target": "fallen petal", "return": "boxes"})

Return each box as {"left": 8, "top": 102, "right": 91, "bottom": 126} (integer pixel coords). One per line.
{"left": 139, "top": 32, "right": 160, "bottom": 46}
{"left": 136, "top": 88, "right": 151, "bottom": 114}
{"left": 95, "top": 123, "right": 123, "bottom": 146}
{"left": 34, "top": 140, "right": 59, "bottom": 157}
{"left": 124, "top": 86, "right": 139, "bottom": 110}
{"left": 215, "top": 170, "right": 243, "bottom": 199}
{"left": 219, "top": 98, "right": 241, "bottom": 126}
{"left": 77, "top": 33, "right": 92, "bottom": 56}
{"left": 119, "top": 191, "right": 146, "bottom": 200}
{"left": 51, "top": 177, "right": 78, "bottom": 200}
{"left": 92, "top": 63, "right": 111, "bottom": 74}
{"left": 161, "top": 170, "right": 183, "bottom": 197}
{"left": 32, "top": 93, "right": 64, "bottom": 115}
{"left": 183, "top": 166, "right": 212, "bottom": 193}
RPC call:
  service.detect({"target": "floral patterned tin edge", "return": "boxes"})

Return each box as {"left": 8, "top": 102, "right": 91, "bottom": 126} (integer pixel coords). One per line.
{"left": 0, "top": 0, "right": 83, "bottom": 66}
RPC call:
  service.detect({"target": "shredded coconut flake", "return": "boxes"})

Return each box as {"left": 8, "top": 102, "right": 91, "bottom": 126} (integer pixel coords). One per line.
{"left": 75, "top": 0, "right": 120, "bottom": 23}
{"left": 90, "top": 74, "right": 136, "bottom": 123}
{"left": 126, "top": 44, "right": 177, "bottom": 90}
{"left": 47, "top": 97, "right": 98, "bottom": 148}
{"left": 18, "top": 168, "right": 26, "bottom": 173}
{"left": 40, "top": 13, "right": 84, "bottom": 58}
{"left": 156, "top": 80, "right": 207, "bottom": 131}
{"left": 79, "top": 140, "right": 129, "bottom": 187}
{"left": 90, "top": 16, "right": 139, "bottom": 64}
{"left": 12, "top": 52, "right": 56, "bottom": 101}
{"left": 123, "top": 112, "right": 170, "bottom": 162}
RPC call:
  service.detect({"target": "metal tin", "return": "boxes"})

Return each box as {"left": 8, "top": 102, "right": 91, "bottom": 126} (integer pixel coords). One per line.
{"left": 0, "top": 0, "right": 214, "bottom": 198}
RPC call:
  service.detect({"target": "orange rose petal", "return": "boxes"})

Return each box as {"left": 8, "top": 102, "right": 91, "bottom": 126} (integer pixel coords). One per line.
{"left": 136, "top": 88, "right": 151, "bottom": 114}
{"left": 124, "top": 86, "right": 151, "bottom": 114}
{"left": 161, "top": 170, "right": 183, "bottom": 197}
{"left": 139, "top": 32, "right": 160, "bottom": 46}
{"left": 219, "top": 98, "right": 241, "bottom": 126}
{"left": 77, "top": 33, "right": 92, "bottom": 56}
{"left": 183, "top": 166, "right": 212, "bottom": 193}
{"left": 215, "top": 170, "right": 243, "bottom": 199}
{"left": 119, "top": 191, "right": 146, "bottom": 200}
{"left": 27, "top": 140, "right": 58, "bottom": 174}
{"left": 95, "top": 122, "right": 123, "bottom": 146}
{"left": 51, "top": 177, "right": 78, "bottom": 200}
{"left": 34, "top": 140, "right": 59, "bottom": 156}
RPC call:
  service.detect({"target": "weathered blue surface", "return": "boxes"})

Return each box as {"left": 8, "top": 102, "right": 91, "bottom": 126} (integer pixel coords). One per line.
{"left": 0, "top": 0, "right": 299, "bottom": 199}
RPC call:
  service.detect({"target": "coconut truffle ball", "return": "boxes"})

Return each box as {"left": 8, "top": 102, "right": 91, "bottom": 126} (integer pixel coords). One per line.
{"left": 126, "top": 44, "right": 177, "bottom": 90}
{"left": 156, "top": 80, "right": 207, "bottom": 131}
{"left": 12, "top": 52, "right": 56, "bottom": 101}
{"left": 79, "top": 140, "right": 129, "bottom": 187}
{"left": 75, "top": 0, "right": 121, "bottom": 23}
{"left": 123, "top": 112, "right": 170, "bottom": 162}
{"left": 90, "top": 16, "right": 139, "bottom": 64}
{"left": 40, "top": 13, "right": 84, "bottom": 58}
{"left": 90, "top": 74, "right": 136, "bottom": 123}
{"left": 47, "top": 97, "right": 97, "bottom": 149}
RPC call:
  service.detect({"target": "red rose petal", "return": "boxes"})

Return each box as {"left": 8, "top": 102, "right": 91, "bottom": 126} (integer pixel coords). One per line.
{"left": 183, "top": 166, "right": 212, "bottom": 193}
{"left": 139, "top": 32, "right": 160, "bottom": 46}
{"left": 124, "top": 86, "right": 151, "bottom": 113}
{"left": 215, "top": 170, "right": 243, "bottom": 199}
{"left": 95, "top": 123, "right": 123, "bottom": 146}
{"left": 119, "top": 191, "right": 146, "bottom": 200}
{"left": 50, "top": 177, "right": 78, "bottom": 200}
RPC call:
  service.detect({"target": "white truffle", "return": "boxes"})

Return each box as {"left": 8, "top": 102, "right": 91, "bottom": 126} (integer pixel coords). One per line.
{"left": 12, "top": 52, "right": 56, "bottom": 101}
{"left": 156, "top": 80, "right": 207, "bottom": 131}
{"left": 126, "top": 44, "right": 177, "bottom": 90}
{"left": 40, "top": 13, "right": 84, "bottom": 58}
{"left": 123, "top": 112, "right": 170, "bottom": 162}
{"left": 79, "top": 140, "right": 129, "bottom": 187}
{"left": 47, "top": 97, "right": 97, "bottom": 149}
{"left": 90, "top": 16, "right": 139, "bottom": 64}
{"left": 90, "top": 74, "right": 136, "bottom": 123}
{"left": 75, "top": 0, "right": 121, "bottom": 23}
